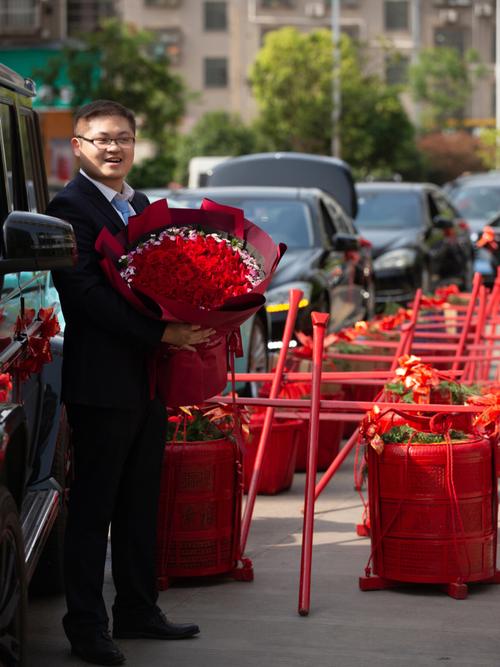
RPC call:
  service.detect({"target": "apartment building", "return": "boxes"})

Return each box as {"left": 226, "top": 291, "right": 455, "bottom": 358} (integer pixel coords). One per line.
{"left": 119, "top": 0, "right": 496, "bottom": 129}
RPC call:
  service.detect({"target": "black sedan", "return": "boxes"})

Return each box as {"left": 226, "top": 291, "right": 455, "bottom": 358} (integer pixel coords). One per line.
{"left": 355, "top": 182, "right": 474, "bottom": 306}
{"left": 143, "top": 186, "right": 375, "bottom": 347}
{"left": 444, "top": 171, "right": 500, "bottom": 286}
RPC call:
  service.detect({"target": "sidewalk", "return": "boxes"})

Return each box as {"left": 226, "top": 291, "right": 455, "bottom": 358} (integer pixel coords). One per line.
{"left": 27, "top": 449, "right": 500, "bottom": 666}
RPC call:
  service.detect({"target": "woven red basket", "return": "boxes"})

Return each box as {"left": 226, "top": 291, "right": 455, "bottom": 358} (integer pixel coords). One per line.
{"left": 368, "top": 435, "right": 497, "bottom": 585}
{"left": 156, "top": 437, "right": 242, "bottom": 583}
{"left": 244, "top": 418, "right": 301, "bottom": 494}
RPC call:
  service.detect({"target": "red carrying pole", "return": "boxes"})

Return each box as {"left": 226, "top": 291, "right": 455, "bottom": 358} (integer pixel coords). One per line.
{"left": 239, "top": 288, "right": 303, "bottom": 555}
{"left": 298, "top": 311, "right": 329, "bottom": 616}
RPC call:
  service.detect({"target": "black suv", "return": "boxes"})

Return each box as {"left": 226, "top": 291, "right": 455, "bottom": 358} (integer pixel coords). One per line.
{"left": 0, "top": 64, "right": 76, "bottom": 665}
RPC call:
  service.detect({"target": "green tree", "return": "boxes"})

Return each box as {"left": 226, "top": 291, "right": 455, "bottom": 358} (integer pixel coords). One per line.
{"left": 409, "top": 47, "right": 485, "bottom": 130}
{"left": 34, "top": 19, "right": 188, "bottom": 154}
{"left": 174, "top": 111, "right": 259, "bottom": 184}
{"left": 248, "top": 27, "right": 421, "bottom": 179}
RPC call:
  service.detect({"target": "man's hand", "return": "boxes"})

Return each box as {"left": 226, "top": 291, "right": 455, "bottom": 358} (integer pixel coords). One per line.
{"left": 161, "top": 323, "right": 216, "bottom": 352}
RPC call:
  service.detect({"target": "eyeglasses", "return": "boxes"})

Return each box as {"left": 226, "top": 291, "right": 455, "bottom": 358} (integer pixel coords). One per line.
{"left": 76, "top": 135, "right": 136, "bottom": 148}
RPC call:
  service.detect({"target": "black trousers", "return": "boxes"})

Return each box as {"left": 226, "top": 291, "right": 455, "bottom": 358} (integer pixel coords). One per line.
{"left": 64, "top": 398, "right": 166, "bottom": 637}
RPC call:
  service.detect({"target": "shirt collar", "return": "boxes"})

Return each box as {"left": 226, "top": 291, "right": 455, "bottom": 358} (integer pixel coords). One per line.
{"left": 80, "top": 169, "right": 135, "bottom": 203}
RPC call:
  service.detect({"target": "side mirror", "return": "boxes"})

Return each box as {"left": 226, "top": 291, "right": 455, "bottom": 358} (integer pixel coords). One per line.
{"left": 332, "top": 233, "right": 360, "bottom": 252}
{"left": 1, "top": 211, "right": 77, "bottom": 273}
{"left": 432, "top": 215, "right": 454, "bottom": 231}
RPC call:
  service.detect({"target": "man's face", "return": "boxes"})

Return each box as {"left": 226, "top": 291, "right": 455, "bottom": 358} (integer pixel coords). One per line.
{"left": 72, "top": 114, "right": 135, "bottom": 191}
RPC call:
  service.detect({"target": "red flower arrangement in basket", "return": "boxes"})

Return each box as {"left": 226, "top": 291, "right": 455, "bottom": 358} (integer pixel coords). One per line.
{"left": 95, "top": 198, "right": 286, "bottom": 407}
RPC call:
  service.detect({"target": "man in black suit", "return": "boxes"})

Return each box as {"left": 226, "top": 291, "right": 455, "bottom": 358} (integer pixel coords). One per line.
{"left": 47, "top": 100, "right": 212, "bottom": 666}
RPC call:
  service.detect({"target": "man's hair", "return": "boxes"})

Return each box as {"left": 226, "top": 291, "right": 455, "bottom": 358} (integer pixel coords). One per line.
{"left": 73, "top": 100, "right": 136, "bottom": 134}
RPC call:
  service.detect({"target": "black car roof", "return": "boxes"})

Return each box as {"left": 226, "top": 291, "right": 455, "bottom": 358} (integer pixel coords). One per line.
{"left": 356, "top": 182, "right": 435, "bottom": 192}
{"left": 145, "top": 185, "right": 329, "bottom": 201}
{"left": 206, "top": 152, "right": 358, "bottom": 218}
{"left": 0, "top": 63, "right": 36, "bottom": 97}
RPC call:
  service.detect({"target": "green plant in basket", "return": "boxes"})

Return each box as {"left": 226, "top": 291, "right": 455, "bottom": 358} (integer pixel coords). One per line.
{"left": 167, "top": 404, "right": 249, "bottom": 443}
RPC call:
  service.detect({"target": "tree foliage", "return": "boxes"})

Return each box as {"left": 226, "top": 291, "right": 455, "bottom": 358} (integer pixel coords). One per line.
{"left": 409, "top": 47, "right": 485, "bottom": 129}
{"left": 248, "top": 27, "right": 421, "bottom": 179}
{"left": 174, "top": 111, "right": 259, "bottom": 184}
{"left": 417, "top": 131, "right": 486, "bottom": 184}
{"left": 33, "top": 19, "right": 188, "bottom": 153}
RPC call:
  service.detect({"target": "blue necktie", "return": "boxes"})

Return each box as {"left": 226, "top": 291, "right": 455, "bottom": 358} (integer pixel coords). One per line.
{"left": 113, "top": 196, "right": 130, "bottom": 225}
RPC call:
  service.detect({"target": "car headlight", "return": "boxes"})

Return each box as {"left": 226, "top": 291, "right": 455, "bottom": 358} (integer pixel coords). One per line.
{"left": 373, "top": 248, "right": 416, "bottom": 271}
{"left": 265, "top": 282, "right": 312, "bottom": 313}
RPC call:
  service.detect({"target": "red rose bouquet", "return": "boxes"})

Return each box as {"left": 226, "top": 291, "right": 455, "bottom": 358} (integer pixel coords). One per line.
{"left": 95, "top": 198, "right": 285, "bottom": 407}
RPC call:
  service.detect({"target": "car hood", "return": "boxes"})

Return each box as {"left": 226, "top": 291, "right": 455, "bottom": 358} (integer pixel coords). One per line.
{"left": 464, "top": 217, "right": 490, "bottom": 234}
{"left": 268, "top": 248, "right": 323, "bottom": 287}
{"left": 357, "top": 228, "right": 418, "bottom": 259}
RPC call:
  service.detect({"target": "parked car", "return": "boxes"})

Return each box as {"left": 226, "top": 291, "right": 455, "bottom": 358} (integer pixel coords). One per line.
{"left": 444, "top": 171, "right": 500, "bottom": 285}
{"left": 355, "top": 182, "right": 474, "bottom": 306}
{"left": 206, "top": 151, "right": 359, "bottom": 218}
{"left": 0, "top": 64, "right": 77, "bottom": 665}
{"left": 143, "top": 186, "right": 375, "bottom": 352}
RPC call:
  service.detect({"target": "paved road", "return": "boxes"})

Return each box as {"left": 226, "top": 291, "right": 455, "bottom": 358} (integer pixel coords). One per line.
{"left": 27, "top": 450, "right": 500, "bottom": 666}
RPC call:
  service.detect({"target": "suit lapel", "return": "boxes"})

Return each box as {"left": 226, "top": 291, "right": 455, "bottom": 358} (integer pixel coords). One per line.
{"left": 74, "top": 172, "right": 125, "bottom": 235}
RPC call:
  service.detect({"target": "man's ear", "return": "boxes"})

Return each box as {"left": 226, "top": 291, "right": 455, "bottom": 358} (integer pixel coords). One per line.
{"left": 71, "top": 137, "right": 81, "bottom": 158}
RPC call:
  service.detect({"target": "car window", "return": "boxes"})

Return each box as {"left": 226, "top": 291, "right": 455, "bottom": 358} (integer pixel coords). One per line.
{"left": 19, "top": 111, "right": 41, "bottom": 212}
{"left": 356, "top": 190, "right": 422, "bottom": 229}
{"left": 430, "top": 190, "right": 457, "bottom": 221}
{"left": 0, "top": 102, "right": 13, "bottom": 215}
{"left": 451, "top": 184, "right": 500, "bottom": 220}
{"left": 166, "top": 196, "right": 314, "bottom": 248}
{"left": 323, "top": 197, "right": 351, "bottom": 234}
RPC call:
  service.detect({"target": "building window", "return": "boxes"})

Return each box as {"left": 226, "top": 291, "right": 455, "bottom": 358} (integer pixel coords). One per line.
{"left": 385, "top": 54, "right": 410, "bottom": 85}
{"left": 68, "top": 0, "right": 115, "bottom": 37}
{"left": 204, "top": 58, "right": 228, "bottom": 87}
{"left": 384, "top": 0, "right": 409, "bottom": 31}
{"left": 326, "top": 0, "right": 360, "bottom": 6}
{"left": 434, "top": 26, "right": 468, "bottom": 55}
{"left": 260, "top": 0, "right": 295, "bottom": 8}
{"left": 144, "top": 0, "right": 181, "bottom": 6}
{"left": 149, "top": 28, "right": 183, "bottom": 65}
{"left": 342, "top": 24, "right": 360, "bottom": 42}
{"left": 0, "top": 0, "right": 37, "bottom": 31}
{"left": 204, "top": 2, "right": 227, "bottom": 31}
{"left": 433, "top": 1, "right": 471, "bottom": 6}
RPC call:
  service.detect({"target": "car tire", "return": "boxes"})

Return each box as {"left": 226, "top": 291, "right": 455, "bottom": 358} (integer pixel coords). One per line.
{"left": 245, "top": 316, "right": 268, "bottom": 398}
{"left": 29, "top": 407, "right": 70, "bottom": 596}
{"left": 0, "top": 486, "right": 26, "bottom": 667}
{"left": 364, "top": 278, "right": 376, "bottom": 321}
{"left": 421, "top": 265, "right": 432, "bottom": 294}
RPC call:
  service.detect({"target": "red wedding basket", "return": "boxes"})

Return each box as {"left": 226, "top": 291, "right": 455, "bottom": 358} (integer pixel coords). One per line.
{"left": 156, "top": 437, "right": 253, "bottom": 587}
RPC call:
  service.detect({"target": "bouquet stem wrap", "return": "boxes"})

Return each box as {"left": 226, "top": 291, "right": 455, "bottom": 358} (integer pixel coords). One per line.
{"left": 95, "top": 198, "right": 286, "bottom": 407}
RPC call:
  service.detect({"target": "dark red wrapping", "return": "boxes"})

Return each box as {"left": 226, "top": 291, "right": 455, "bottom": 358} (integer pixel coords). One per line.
{"left": 95, "top": 198, "right": 286, "bottom": 406}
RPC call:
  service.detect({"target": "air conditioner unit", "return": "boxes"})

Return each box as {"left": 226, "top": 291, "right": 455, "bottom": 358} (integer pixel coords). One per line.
{"left": 438, "top": 8, "right": 458, "bottom": 23}
{"left": 474, "top": 3, "right": 493, "bottom": 17}
{"left": 305, "top": 2, "right": 326, "bottom": 18}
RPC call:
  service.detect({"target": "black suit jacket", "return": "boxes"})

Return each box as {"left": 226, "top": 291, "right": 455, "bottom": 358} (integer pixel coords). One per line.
{"left": 47, "top": 172, "right": 165, "bottom": 408}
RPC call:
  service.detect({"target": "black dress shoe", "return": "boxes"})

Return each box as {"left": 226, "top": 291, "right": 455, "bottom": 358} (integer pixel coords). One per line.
{"left": 70, "top": 629, "right": 126, "bottom": 665}
{"left": 113, "top": 610, "right": 200, "bottom": 640}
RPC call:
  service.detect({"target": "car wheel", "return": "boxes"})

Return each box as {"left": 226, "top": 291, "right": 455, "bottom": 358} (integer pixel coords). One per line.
{"left": 421, "top": 265, "right": 432, "bottom": 294}
{"left": 0, "top": 486, "right": 26, "bottom": 667}
{"left": 461, "top": 258, "right": 473, "bottom": 291}
{"left": 246, "top": 317, "right": 268, "bottom": 398}
{"left": 364, "top": 279, "right": 376, "bottom": 321}
{"left": 29, "top": 407, "right": 71, "bottom": 596}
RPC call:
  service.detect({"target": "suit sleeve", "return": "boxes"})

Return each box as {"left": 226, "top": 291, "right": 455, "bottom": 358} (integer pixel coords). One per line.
{"left": 48, "top": 194, "right": 165, "bottom": 347}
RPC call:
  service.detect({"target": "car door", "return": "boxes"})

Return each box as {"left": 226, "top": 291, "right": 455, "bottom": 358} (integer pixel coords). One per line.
{"left": 426, "top": 187, "right": 470, "bottom": 285}
{"left": 0, "top": 99, "right": 48, "bottom": 472}
{"left": 319, "top": 196, "right": 365, "bottom": 330}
